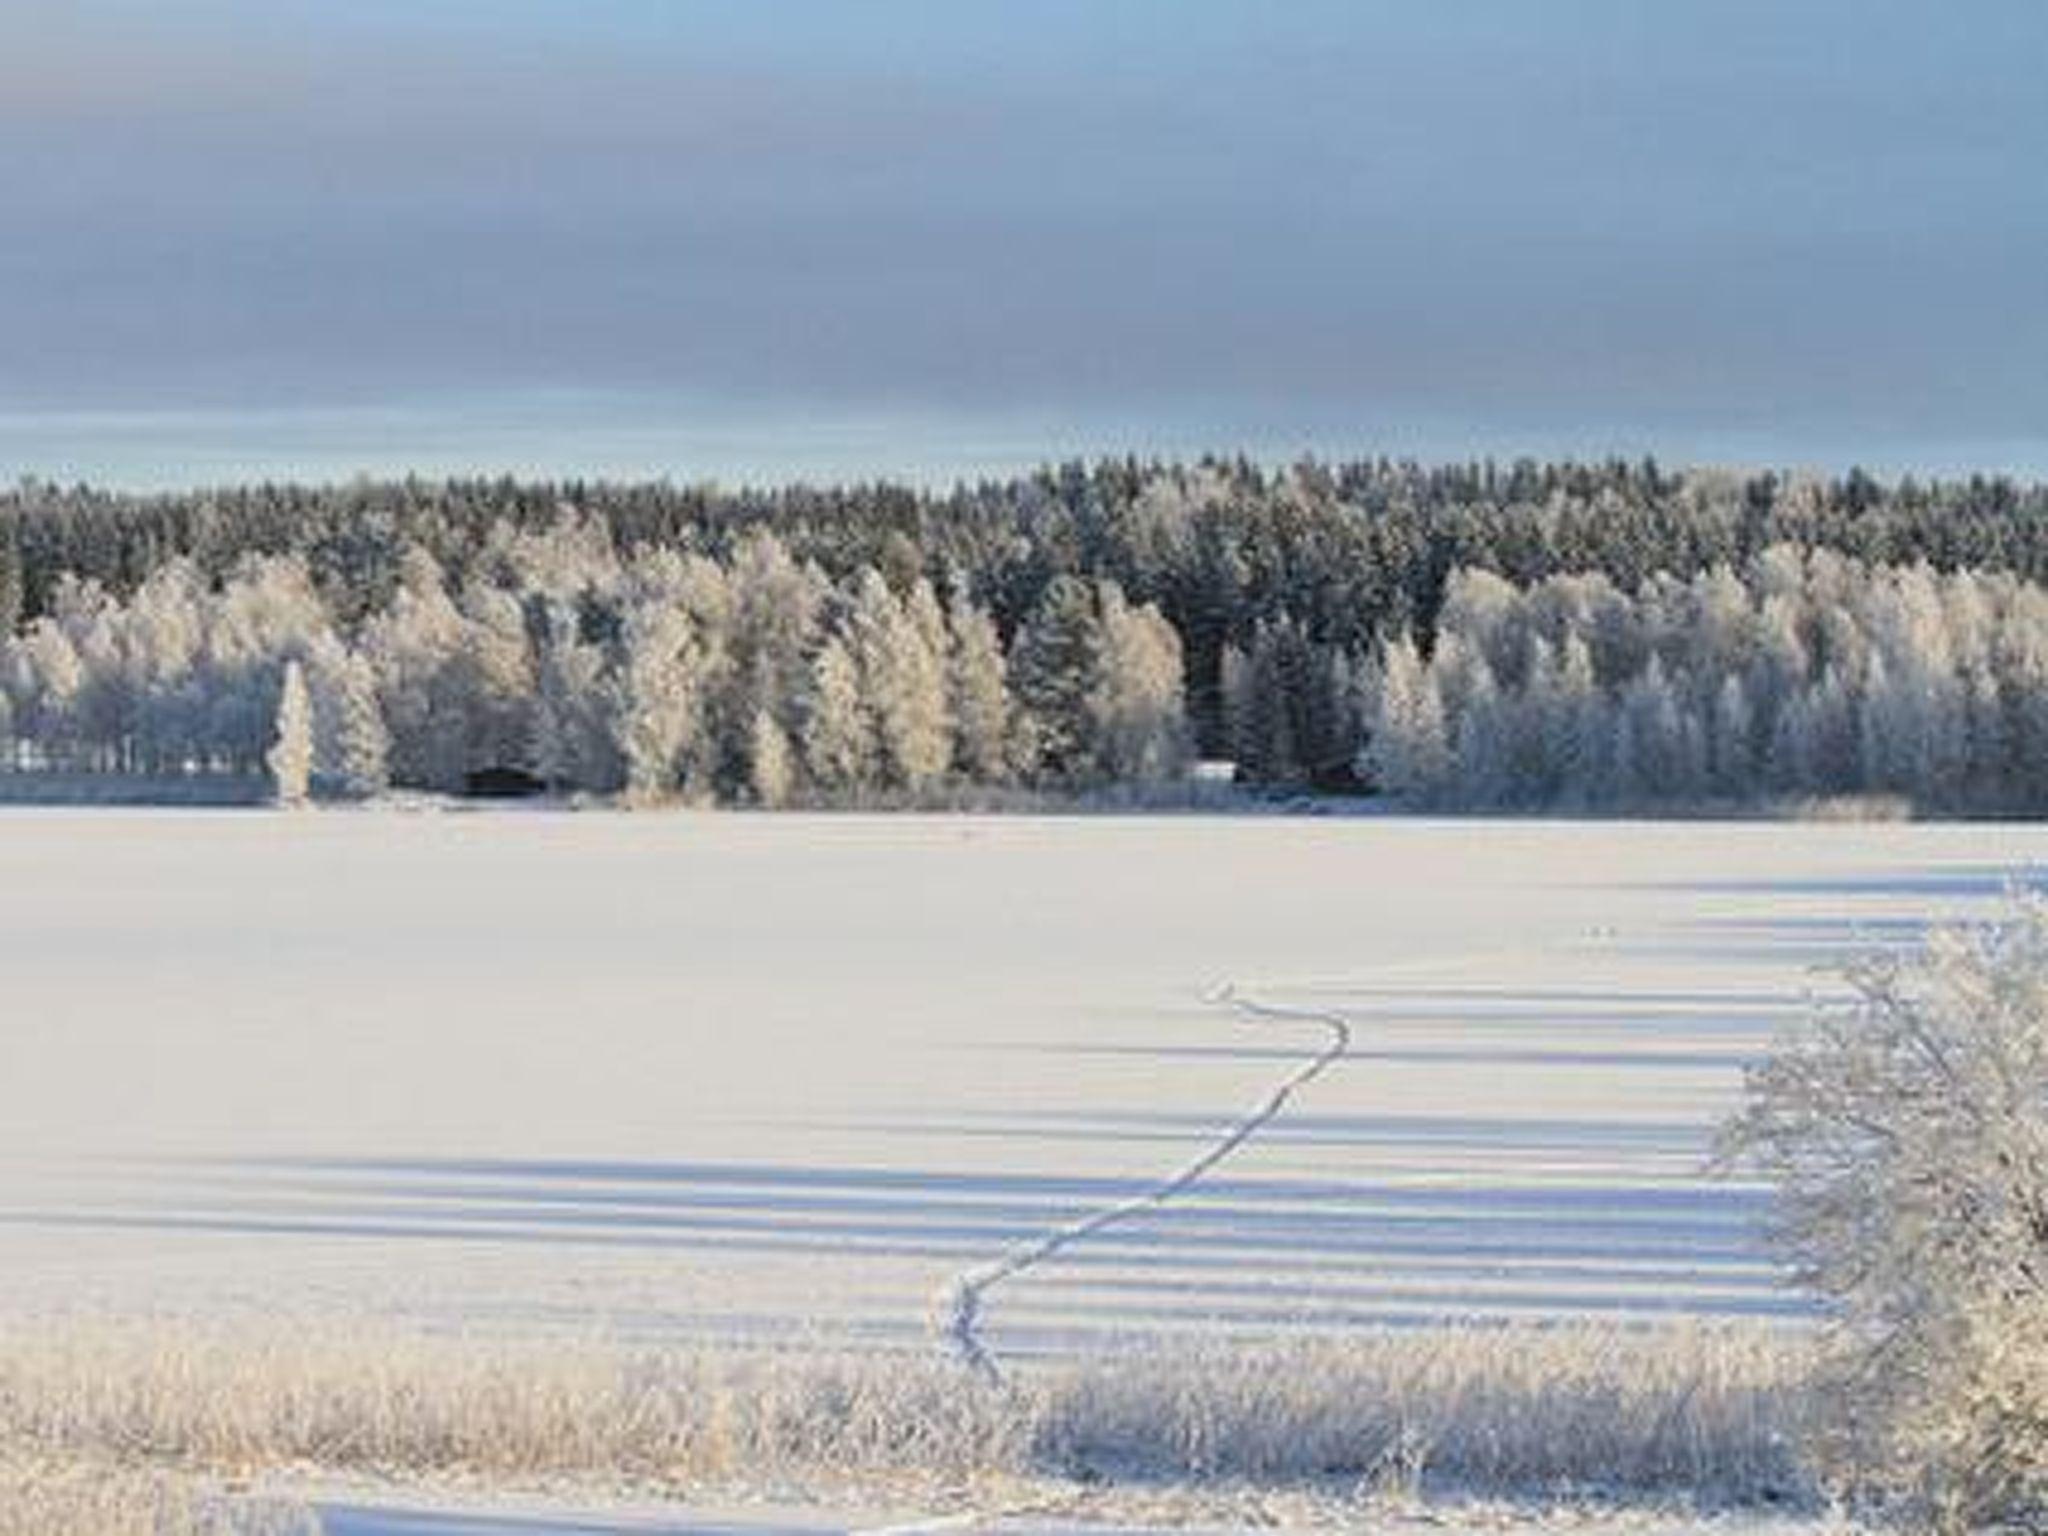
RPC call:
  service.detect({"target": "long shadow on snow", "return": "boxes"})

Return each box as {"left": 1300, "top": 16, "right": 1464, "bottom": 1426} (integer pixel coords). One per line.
{"left": 983, "top": 1041, "right": 1762, "bottom": 1071}
{"left": 5, "top": 1146, "right": 1790, "bottom": 1321}
{"left": 1637, "top": 864, "right": 2048, "bottom": 900}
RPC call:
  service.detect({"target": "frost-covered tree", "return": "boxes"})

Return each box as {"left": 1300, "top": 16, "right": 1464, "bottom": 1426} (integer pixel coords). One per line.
{"left": 1218, "top": 619, "right": 1359, "bottom": 786}
{"left": 1009, "top": 575, "right": 1101, "bottom": 783}
{"left": 1706, "top": 672, "right": 1754, "bottom": 800}
{"left": 1345, "top": 546, "right": 2048, "bottom": 813}
{"left": 1222, "top": 625, "right": 1298, "bottom": 783}
{"left": 1613, "top": 657, "right": 1696, "bottom": 806}
{"left": 612, "top": 600, "right": 705, "bottom": 807}
{"left": 1008, "top": 576, "right": 1188, "bottom": 787}
{"left": 7, "top": 456, "right": 2048, "bottom": 779}
{"left": 453, "top": 582, "right": 537, "bottom": 776}
{"left": 748, "top": 706, "right": 795, "bottom": 808}
{"left": 1361, "top": 631, "right": 1448, "bottom": 802}
{"left": 849, "top": 570, "right": 949, "bottom": 793}
{"left": 1722, "top": 904, "right": 2048, "bottom": 1530}
{"left": 0, "top": 523, "right": 21, "bottom": 639}
{"left": 1543, "top": 631, "right": 1610, "bottom": 804}
{"left": 1450, "top": 647, "right": 1513, "bottom": 808}
{"left": 266, "top": 660, "right": 313, "bottom": 808}
{"left": 528, "top": 596, "right": 616, "bottom": 794}
{"left": 717, "top": 533, "right": 824, "bottom": 795}
{"left": 800, "top": 636, "right": 871, "bottom": 795}
{"left": 12, "top": 479, "right": 2048, "bottom": 811}
{"left": 8, "top": 619, "right": 84, "bottom": 767}
{"left": 945, "top": 590, "right": 1014, "bottom": 783}
{"left": 362, "top": 546, "right": 469, "bottom": 790}
{"left": 329, "top": 650, "right": 389, "bottom": 799}
{"left": 1089, "top": 583, "right": 1190, "bottom": 783}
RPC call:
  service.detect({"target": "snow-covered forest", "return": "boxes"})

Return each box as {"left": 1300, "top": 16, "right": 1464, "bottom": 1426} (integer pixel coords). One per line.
{"left": 1364, "top": 553, "right": 2048, "bottom": 812}
{"left": 0, "top": 521, "right": 1188, "bottom": 804}
{"left": 3, "top": 458, "right": 2048, "bottom": 809}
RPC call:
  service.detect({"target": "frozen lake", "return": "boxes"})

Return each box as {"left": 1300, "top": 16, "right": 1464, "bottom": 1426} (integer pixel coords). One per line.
{"left": 3, "top": 809, "right": 2043, "bottom": 1361}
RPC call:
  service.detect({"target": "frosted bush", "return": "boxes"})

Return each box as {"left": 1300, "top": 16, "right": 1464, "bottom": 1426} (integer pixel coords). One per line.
{"left": 1723, "top": 899, "right": 2048, "bottom": 1530}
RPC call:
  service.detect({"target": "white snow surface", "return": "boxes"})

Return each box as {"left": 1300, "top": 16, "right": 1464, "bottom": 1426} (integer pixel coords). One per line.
{"left": 309, "top": 1490, "right": 1861, "bottom": 1536}
{"left": 3, "top": 809, "right": 2044, "bottom": 1359}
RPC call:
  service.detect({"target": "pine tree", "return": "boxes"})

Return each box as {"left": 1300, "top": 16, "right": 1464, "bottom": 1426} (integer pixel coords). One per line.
{"left": 267, "top": 660, "right": 313, "bottom": 808}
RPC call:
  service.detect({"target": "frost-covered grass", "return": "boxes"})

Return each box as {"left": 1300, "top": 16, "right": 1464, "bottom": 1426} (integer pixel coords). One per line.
{"left": 0, "top": 1458, "right": 312, "bottom": 1536}
{"left": 0, "top": 1318, "right": 1811, "bottom": 1506}
{"left": 1045, "top": 1322, "right": 1808, "bottom": 1498}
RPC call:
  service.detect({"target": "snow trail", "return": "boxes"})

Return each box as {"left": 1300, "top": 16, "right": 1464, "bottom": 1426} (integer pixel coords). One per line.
{"left": 937, "top": 982, "right": 1352, "bottom": 1386}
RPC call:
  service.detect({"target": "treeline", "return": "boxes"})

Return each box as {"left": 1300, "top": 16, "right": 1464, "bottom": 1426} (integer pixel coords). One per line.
{"left": 1364, "top": 551, "right": 2048, "bottom": 813}
{"left": 4, "top": 456, "right": 2046, "bottom": 773}
{"left": 2, "top": 457, "right": 2048, "bottom": 810}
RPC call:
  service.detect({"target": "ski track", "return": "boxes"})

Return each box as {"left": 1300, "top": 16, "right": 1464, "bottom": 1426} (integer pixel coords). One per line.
{"left": 937, "top": 981, "right": 1354, "bottom": 1386}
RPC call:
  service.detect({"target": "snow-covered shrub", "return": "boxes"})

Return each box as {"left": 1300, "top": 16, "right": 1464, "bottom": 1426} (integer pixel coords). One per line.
{"left": 1723, "top": 900, "right": 2048, "bottom": 1530}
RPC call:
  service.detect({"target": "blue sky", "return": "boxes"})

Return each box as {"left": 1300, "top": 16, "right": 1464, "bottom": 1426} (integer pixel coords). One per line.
{"left": 3, "top": 1, "right": 2044, "bottom": 487}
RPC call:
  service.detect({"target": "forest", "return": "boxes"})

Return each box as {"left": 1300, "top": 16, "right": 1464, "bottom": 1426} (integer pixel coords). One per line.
{"left": 1, "top": 456, "right": 2046, "bottom": 810}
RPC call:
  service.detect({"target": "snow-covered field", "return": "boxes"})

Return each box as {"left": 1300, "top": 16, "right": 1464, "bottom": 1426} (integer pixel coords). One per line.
{"left": 3, "top": 809, "right": 2043, "bottom": 1532}
{"left": 3, "top": 809, "right": 2044, "bottom": 1363}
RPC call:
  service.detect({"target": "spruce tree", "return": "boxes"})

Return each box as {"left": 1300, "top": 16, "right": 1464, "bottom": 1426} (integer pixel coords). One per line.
{"left": 1009, "top": 575, "right": 1101, "bottom": 783}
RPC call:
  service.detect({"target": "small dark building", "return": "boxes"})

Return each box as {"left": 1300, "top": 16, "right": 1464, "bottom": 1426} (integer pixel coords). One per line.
{"left": 463, "top": 766, "right": 547, "bottom": 799}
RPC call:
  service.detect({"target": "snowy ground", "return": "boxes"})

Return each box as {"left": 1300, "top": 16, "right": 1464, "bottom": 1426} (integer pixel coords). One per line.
{"left": 2, "top": 810, "right": 2041, "bottom": 1531}
{"left": 3, "top": 809, "right": 2044, "bottom": 1363}
{"left": 309, "top": 1489, "right": 1863, "bottom": 1536}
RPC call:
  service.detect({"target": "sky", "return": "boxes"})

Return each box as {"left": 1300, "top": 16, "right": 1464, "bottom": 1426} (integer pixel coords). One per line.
{"left": 2, "top": 0, "right": 2044, "bottom": 488}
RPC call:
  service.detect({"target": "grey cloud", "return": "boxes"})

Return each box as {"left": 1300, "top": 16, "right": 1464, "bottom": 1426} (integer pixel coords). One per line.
{"left": 1, "top": 0, "right": 2044, "bottom": 482}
